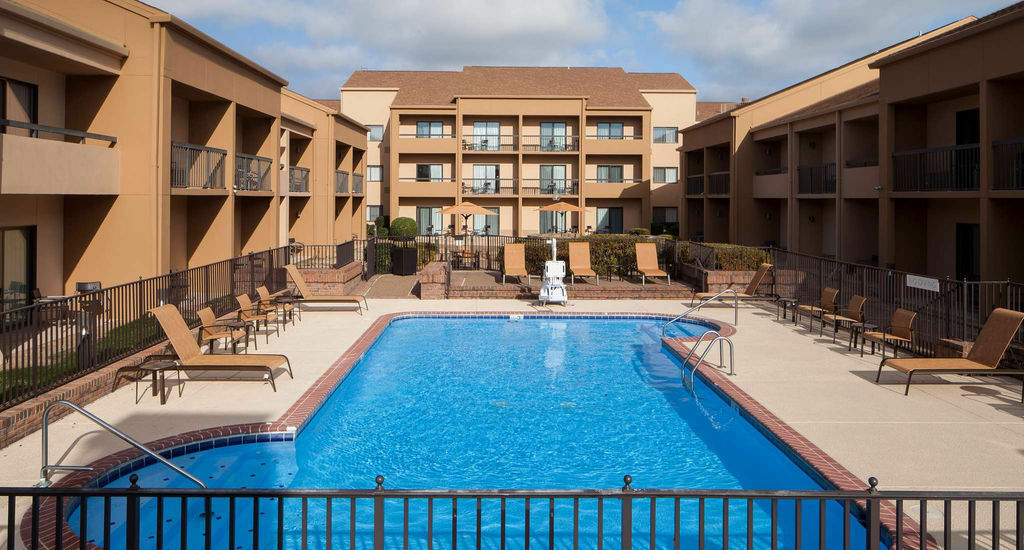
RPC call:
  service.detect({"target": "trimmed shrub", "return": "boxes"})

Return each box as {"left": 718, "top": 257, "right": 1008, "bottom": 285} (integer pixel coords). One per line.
{"left": 694, "top": 242, "right": 770, "bottom": 270}
{"left": 390, "top": 217, "right": 418, "bottom": 237}
{"left": 496, "top": 235, "right": 676, "bottom": 278}
{"left": 628, "top": 227, "right": 651, "bottom": 235}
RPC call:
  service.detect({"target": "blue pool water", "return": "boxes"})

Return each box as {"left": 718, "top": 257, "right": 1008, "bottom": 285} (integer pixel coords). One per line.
{"left": 71, "top": 317, "right": 878, "bottom": 549}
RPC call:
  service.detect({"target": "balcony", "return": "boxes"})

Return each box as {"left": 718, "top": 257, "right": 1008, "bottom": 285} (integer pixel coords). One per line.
{"left": 461, "top": 178, "right": 517, "bottom": 196}
{"left": 289, "top": 166, "right": 310, "bottom": 193}
{"left": 752, "top": 169, "right": 787, "bottom": 199}
{"left": 685, "top": 175, "right": 704, "bottom": 196}
{"left": 233, "top": 153, "right": 271, "bottom": 192}
{"left": 335, "top": 170, "right": 349, "bottom": 194}
{"left": 993, "top": 138, "right": 1024, "bottom": 191}
{"left": 842, "top": 160, "right": 879, "bottom": 198}
{"left": 583, "top": 133, "right": 646, "bottom": 155}
{"left": 520, "top": 179, "right": 579, "bottom": 196}
{"left": 352, "top": 174, "right": 364, "bottom": 195}
{"left": 0, "top": 121, "right": 119, "bottom": 195}
{"left": 521, "top": 135, "right": 580, "bottom": 153}
{"left": 461, "top": 134, "right": 517, "bottom": 152}
{"left": 586, "top": 178, "right": 647, "bottom": 198}
{"left": 172, "top": 142, "right": 226, "bottom": 191}
{"left": 797, "top": 163, "right": 836, "bottom": 195}
{"left": 892, "top": 144, "right": 980, "bottom": 192}
{"left": 393, "top": 178, "right": 457, "bottom": 197}
{"left": 707, "top": 172, "right": 730, "bottom": 195}
{"left": 394, "top": 133, "right": 457, "bottom": 154}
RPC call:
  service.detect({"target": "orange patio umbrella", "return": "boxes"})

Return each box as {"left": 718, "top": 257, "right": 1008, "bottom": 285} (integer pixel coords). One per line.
{"left": 440, "top": 201, "right": 497, "bottom": 233}
{"left": 537, "top": 201, "right": 584, "bottom": 213}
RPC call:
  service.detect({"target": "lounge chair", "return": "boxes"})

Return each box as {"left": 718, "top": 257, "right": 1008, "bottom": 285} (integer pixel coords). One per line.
{"left": 257, "top": 285, "right": 298, "bottom": 326}
{"left": 125, "top": 304, "right": 292, "bottom": 391}
{"left": 691, "top": 263, "right": 772, "bottom": 305}
{"left": 284, "top": 264, "right": 367, "bottom": 313}
{"left": 861, "top": 308, "right": 916, "bottom": 359}
{"left": 877, "top": 308, "right": 1024, "bottom": 401}
{"left": 196, "top": 307, "right": 248, "bottom": 353}
{"left": 795, "top": 287, "right": 838, "bottom": 332}
{"left": 236, "top": 294, "right": 280, "bottom": 344}
{"left": 502, "top": 243, "right": 530, "bottom": 285}
{"left": 635, "top": 242, "right": 670, "bottom": 287}
{"left": 568, "top": 242, "right": 598, "bottom": 285}
{"left": 821, "top": 295, "right": 867, "bottom": 343}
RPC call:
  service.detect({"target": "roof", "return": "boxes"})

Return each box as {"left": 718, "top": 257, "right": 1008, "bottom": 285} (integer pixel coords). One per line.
{"left": 314, "top": 99, "right": 341, "bottom": 111}
{"left": 751, "top": 80, "right": 879, "bottom": 131}
{"left": 696, "top": 101, "right": 740, "bottom": 122}
{"left": 871, "top": 3, "right": 1019, "bottom": 67}
{"left": 343, "top": 67, "right": 692, "bottom": 108}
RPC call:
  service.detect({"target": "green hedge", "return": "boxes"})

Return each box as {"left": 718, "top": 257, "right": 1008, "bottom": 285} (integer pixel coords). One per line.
{"left": 697, "top": 242, "right": 770, "bottom": 270}
{"left": 498, "top": 235, "right": 676, "bottom": 276}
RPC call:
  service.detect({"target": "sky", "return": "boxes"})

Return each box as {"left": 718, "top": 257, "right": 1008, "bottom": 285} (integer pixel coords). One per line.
{"left": 147, "top": 0, "right": 1007, "bottom": 101}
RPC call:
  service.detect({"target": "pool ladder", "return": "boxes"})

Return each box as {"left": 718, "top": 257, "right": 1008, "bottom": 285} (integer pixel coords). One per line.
{"left": 679, "top": 329, "right": 735, "bottom": 388}
{"left": 662, "top": 288, "right": 739, "bottom": 337}
{"left": 36, "top": 400, "right": 206, "bottom": 488}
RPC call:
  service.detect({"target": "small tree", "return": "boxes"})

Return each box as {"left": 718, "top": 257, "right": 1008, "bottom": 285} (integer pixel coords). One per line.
{"left": 390, "top": 217, "right": 418, "bottom": 238}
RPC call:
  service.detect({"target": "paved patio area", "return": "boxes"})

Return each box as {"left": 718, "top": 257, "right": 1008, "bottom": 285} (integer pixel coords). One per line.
{"left": 1, "top": 298, "right": 1021, "bottom": 546}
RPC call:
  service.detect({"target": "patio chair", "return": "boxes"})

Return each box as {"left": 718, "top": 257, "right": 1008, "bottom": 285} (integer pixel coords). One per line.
{"left": 502, "top": 243, "right": 530, "bottom": 285}
{"left": 568, "top": 242, "right": 598, "bottom": 285}
{"left": 821, "top": 295, "right": 867, "bottom": 344}
{"left": 236, "top": 294, "right": 280, "bottom": 344}
{"left": 691, "top": 263, "right": 772, "bottom": 305}
{"left": 126, "top": 304, "right": 292, "bottom": 391}
{"left": 795, "top": 287, "right": 838, "bottom": 333}
{"left": 877, "top": 308, "right": 1024, "bottom": 401}
{"left": 257, "top": 285, "right": 298, "bottom": 326}
{"left": 196, "top": 307, "right": 248, "bottom": 354}
{"left": 284, "top": 264, "right": 367, "bottom": 313}
{"left": 861, "top": 308, "right": 917, "bottom": 359}
{"left": 635, "top": 242, "right": 670, "bottom": 287}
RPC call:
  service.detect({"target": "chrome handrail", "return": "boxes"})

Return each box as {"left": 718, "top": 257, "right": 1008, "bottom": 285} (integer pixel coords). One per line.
{"left": 37, "top": 400, "right": 206, "bottom": 488}
{"left": 679, "top": 329, "right": 721, "bottom": 368}
{"left": 662, "top": 288, "right": 738, "bottom": 336}
{"left": 684, "top": 335, "right": 735, "bottom": 388}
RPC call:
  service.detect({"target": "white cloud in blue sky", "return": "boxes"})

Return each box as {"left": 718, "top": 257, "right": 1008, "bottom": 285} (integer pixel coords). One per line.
{"left": 149, "top": 0, "right": 1008, "bottom": 101}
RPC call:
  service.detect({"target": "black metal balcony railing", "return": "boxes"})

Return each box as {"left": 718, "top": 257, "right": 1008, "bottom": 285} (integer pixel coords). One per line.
{"left": 352, "top": 173, "right": 364, "bottom": 194}
{"left": 171, "top": 142, "right": 226, "bottom": 189}
{"left": 520, "top": 179, "right": 579, "bottom": 195}
{"left": 798, "top": 162, "right": 837, "bottom": 194}
{"left": 585, "top": 133, "right": 643, "bottom": 140}
{"left": 289, "top": 166, "right": 310, "bottom": 193}
{"left": 707, "top": 172, "right": 730, "bottom": 195}
{"left": 335, "top": 170, "right": 349, "bottom": 193}
{"left": 892, "top": 144, "right": 980, "bottom": 192}
{"left": 462, "top": 135, "right": 517, "bottom": 151}
{"left": 754, "top": 167, "right": 787, "bottom": 176}
{"left": 462, "top": 178, "right": 517, "bottom": 195}
{"left": 685, "top": 175, "right": 704, "bottom": 196}
{"left": 399, "top": 132, "right": 455, "bottom": 139}
{"left": 591, "top": 178, "right": 644, "bottom": 185}
{"left": 845, "top": 158, "right": 878, "bottom": 168}
{"left": 993, "top": 138, "right": 1024, "bottom": 190}
{"left": 233, "top": 153, "right": 271, "bottom": 191}
{"left": 0, "top": 119, "right": 117, "bottom": 145}
{"left": 521, "top": 135, "right": 580, "bottom": 152}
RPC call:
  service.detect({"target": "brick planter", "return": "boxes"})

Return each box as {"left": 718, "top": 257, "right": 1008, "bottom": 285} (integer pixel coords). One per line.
{"left": 288, "top": 261, "right": 363, "bottom": 296}
{"left": 417, "top": 262, "right": 447, "bottom": 299}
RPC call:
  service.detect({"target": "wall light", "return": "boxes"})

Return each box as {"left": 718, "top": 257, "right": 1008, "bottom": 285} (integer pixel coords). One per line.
{"left": 808, "top": 215, "right": 816, "bottom": 223}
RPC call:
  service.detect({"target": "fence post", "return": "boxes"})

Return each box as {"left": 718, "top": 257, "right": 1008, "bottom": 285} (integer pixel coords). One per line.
{"left": 864, "top": 477, "right": 880, "bottom": 550}
{"left": 962, "top": 278, "right": 968, "bottom": 341}
{"left": 621, "top": 475, "right": 633, "bottom": 550}
{"left": 126, "top": 474, "right": 140, "bottom": 550}
{"left": 373, "top": 475, "right": 385, "bottom": 550}
{"left": 249, "top": 252, "right": 256, "bottom": 297}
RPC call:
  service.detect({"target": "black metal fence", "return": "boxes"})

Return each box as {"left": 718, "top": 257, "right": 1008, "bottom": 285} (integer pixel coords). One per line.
{"left": 0, "top": 247, "right": 292, "bottom": 412}
{"left": 4, "top": 481, "right": 1023, "bottom": 550}
{"left": 797, "top": 163, "right": 837, "bottom": 194}
{"left": 993, "top": 138, "right": 1024, "bottom": 190}
{"left": 892, "top": 144, "right": 980, "bottom": 192}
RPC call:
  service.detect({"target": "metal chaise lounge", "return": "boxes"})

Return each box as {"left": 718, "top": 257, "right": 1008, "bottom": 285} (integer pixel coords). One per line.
{"left": 876, "top": 307, "right": 1024, "bottom": 401}
{"left": 795, "top": 287, "right": 839, "bottom": 332}
{"left": 568, "top": 242, "right": 598, "bottom": 285}
{"left": 861, "top": 308, "right": 917, "bottom": 359}
{"left": 257, "top": 285, "right": 298, "bottom": 326}
{"left": 691, "top": 262, "right": 772, "bottom": 305}
{"left": 196, "top": 306, "right": 248, "bottom": 354}
{"left": 635, "top": 242, "right": 670, "bottom": 286}
{"left": 122, "top": 304, "right": 292, "bottom": 391}
{"left": 502, "top": 243, "right": 530, "bottom": 285}
{"left": 821, "top": 294, "right": 867, "bottom": 343}
{"left": 284, "top": 264, "right": 367, "bottom": 314}
{"left": 236, "top": 294, "right": 280, "bottom": 344}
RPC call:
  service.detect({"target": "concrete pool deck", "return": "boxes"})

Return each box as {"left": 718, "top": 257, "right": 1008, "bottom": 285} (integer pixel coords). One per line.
{"left": 0, "top": 298, "right": 1021, "bottom": 547}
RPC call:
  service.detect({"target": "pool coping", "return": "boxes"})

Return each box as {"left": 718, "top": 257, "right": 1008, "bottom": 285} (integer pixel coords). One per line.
{"left": 26, "top": 311, "right": 921, "bottom": 549}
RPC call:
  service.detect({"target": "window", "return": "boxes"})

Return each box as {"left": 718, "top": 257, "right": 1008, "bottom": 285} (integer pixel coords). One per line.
{"left": 1, "top": 77, "right": 39, "bottom": 138}
{"left": 540, "top": 211, "right": 567, "bottom": 234}
{"left": 415, "top": 164, "right": 443, "bottom": 182}
{"left": 366, "top": 205, "right": 382, "bottom": 222}
{"left": 367, "top": 165, "right": 382, "bottom": 182}
{"left": 596, "top": 122, "right": 623, "bottom": 140}
{"left": 596, "top": 165, "right": 624, "bottom": 183}
{"left": 472, "top": 164, "right": 500, "bottom": 193}
{"left": 653, "top": 127, "right": 678, "bottom": 144}
{"left": 416, "top": 207, "right": 442, "bottom": 235}
{"left": 0, "top": 226, "right": 35, "bottom": 312}
{"left": 367, "top": 125, "right": 384, "bottom": 141}
{"left": 473, "top": 207, "right": 499, "bottom": 235}
{"left": 540, "top": 122, "right": 567, "bottom": 151}
{"left": 473, "top": 121, "right": 500, "bottom": 151}
{"left": 539, "top": 165, "right": 567, "bottom": 193}
{"left": 416, "top": 121, "right": 444, "bottom": 138}
{"left": 653, "top": 167, "right": 678, "bottom": 183}
{"left": 595, "top": 207, "right": 623, "bottom": 234}
{"left": 653, "top": 207, "right": 678, "bottom": 224}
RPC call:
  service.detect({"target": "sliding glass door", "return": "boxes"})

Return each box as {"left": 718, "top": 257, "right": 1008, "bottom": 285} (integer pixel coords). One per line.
{"left": 540, "top": 122, "right": 566, "bottom": 152}
{"left": 473, "top": 164, "right": 500, "bottom": 193}
{"left": 473, "top": 121, "right": 500, "bottom": 151}
{"left": 540, "top": 211, "right": 567, "bottom": 234}
{"left": 416, "top": 207, "right": 442, "bottom": 235}
{"left": 1, "top": 227, "right": 35, "bottom": 311}
{"left": 595, "top": 207, "right": 623, "bottom": 234}
{"left": 473, "top": 207, "right": 499, "bottom": 235}
{"left": 539, "top": 165, "right": 566, "bottom": 194}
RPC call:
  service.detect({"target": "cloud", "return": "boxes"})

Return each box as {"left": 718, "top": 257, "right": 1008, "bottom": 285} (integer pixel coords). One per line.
{"left": 644, "top": 0, "right": 1005, "bottom": 100}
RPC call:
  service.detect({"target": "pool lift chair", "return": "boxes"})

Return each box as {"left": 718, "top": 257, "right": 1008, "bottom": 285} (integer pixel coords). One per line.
{"left": 538, "top": 238, "right": 568, "bottom": 306}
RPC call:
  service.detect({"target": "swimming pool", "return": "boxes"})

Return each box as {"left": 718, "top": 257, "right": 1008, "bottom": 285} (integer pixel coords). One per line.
{"left": 70, "top": 316, "right": 880, "bottom": 549}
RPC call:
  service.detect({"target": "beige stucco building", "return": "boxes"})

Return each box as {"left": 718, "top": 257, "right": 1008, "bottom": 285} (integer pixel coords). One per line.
{"left": 338, "top": 67, "right": 695, "bottom": 236}
{"left": 0, "top": 0, "right": 366, "bottom": 309}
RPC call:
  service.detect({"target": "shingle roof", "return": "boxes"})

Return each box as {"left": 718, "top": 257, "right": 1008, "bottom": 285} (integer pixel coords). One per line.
{"left": 313, "top": 99, "right": 341, "bottom": 111}
{"left": 342, "top": 67, "right": 692, "bottom": 108}
{"left": 872, "top": 2, "right": 1020, "bottom": 67}
{"left": 751, "top": 80, "right": 879, "bottom": 131}
{"left": 696, "top": 101, "right": 740, "bottom": 122}
{"left": 626, "top": 72, "right": 695, "bottom": 91}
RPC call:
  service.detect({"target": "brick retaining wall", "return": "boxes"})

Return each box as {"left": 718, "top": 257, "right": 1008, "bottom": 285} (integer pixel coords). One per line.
{"left": 288, "top": 261, "right": 363, "bottom": 296}
{"left": 417, "top": 262, "right": 447, "bottom": 299}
